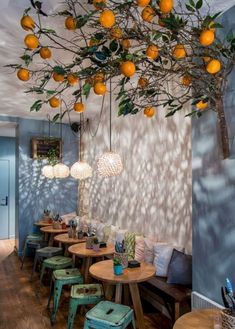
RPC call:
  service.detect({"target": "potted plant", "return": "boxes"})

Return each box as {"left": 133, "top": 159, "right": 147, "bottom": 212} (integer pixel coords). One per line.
{"left": 43, "top": 209, "right": 52, "bottom": 223}
{"left": 92, "top": 237, "right": 100, "bottom": 251}
{"left": 52, "top": 214, "right": 62, "bottom": 229}
{"left": 68, "top": 219, "right": 77, "bottom": 238}
{"left": 113, "top": 258, "right": 123, "bottom": 276}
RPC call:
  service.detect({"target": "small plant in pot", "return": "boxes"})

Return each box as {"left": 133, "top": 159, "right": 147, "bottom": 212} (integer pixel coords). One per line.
{"left": 113, "top": 258, "right": 123, "bottom": 276}
{"left": 68, "top": 219, "right": 77, "bottom": 238}
{"left": 52, "top": 214, "right": 62, "bottom": 229}
{"left": 92, "top": 237, "right": 100, "bottom": 251}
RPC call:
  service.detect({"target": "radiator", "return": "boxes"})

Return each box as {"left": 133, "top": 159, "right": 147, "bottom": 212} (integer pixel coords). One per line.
{"left": 192, "top": 291, "right": 224, "bottom": 310}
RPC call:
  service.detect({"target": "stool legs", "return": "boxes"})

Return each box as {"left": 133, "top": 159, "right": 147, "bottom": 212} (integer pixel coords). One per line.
{"left": 47, "top": 278, "right": 54, "bottom": 309}
{"left": 31, "top": 253, "right": 40, "bottom": 281}
{"left": 67, "top": 299, "right": 79, "bottom": 329}
{"left": 51, "top": 281, "right": 63, "bottom": 324}
{"left": 83, "top": 320, "right": 89, "bottom": 329}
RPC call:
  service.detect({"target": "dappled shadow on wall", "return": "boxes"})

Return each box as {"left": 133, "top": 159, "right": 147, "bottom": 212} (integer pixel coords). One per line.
{"left": 86, "top": 100, "right": 192, "bottom": 252}
{"left": 192, "top": 110, "right": 235, "bottom": 302}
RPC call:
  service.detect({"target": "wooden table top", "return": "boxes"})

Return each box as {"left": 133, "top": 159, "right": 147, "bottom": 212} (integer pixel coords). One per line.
{"left": 40, "top": 225, "right": 69, "bottom": 234}
{"left": 54, "top": 233, "right": 86, "bottom": 245}
{"left": 173, "top": 308, "right": 220, "bottom": 329}
{"left": 68, "top": 242, "right": 115, "bottom": 258}
{"left": 34, "top": 220, "right": 52, "bottom": 227}
{"left": 89, "top": 259, "right": 155, "bottom": 284}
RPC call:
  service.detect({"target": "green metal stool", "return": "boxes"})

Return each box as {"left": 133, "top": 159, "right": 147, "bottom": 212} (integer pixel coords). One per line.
{"left": 67, "top": 284, "right": 104, "bottom": 329}
{"left": 21, "top": 234, "right": 43, "bottom": 269}
{"left": 31, "top": 246, "right": 63, "bottom": 281}
{"left": 47, "top": 268, "right": 84, "bottom": 324}
{"left": 83, "top": 301, "right": 136, "bottom": 329}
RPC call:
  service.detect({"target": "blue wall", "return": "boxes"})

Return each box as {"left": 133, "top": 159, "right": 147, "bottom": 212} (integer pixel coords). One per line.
{"left": 192, "top": 6, "right": 235, "bottom": 304}
{"left": 0, "top": 115, "right": 78, "bottom": 253}
{"left": 0, "top": 137, "right": 16, "bottom": 238}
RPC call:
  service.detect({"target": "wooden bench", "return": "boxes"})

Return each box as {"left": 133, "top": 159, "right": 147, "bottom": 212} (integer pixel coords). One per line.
{"left": 139, "top": 276, "right": 192, "bottom": 323}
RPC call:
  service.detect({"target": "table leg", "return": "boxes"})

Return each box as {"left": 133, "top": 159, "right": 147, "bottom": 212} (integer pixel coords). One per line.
{"left": 104, "top": 284, "right": 115, "bottom": 301}
{"left": 64, "top": 244, "right": 69, "bottom": 256}
{"left": 129, "top": 283, "right": 145, "bottom": 329}
{"left": 115, "top": 283, "right": 122, "bottom": 304}
{"left": 84, "top": 257, "right": 92, "bottom": 283}
{"left": 48, "top": 233, "right": 54, "bottom": 246}
{"left": 123, "top": 285, "right": 130, "bottom": 305}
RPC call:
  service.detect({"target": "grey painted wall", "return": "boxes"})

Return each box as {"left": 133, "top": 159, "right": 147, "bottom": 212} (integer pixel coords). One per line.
{"left": 0, "top": 115, "right": 78, "bottom": 253}
{"left": 192, "top": 6, "right": 235, "bottom": 304}
{"left": 0, "top": 137, "right": 16, "bottom": 238}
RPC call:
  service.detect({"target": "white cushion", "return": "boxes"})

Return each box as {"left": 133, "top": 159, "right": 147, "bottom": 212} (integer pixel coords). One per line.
{"left": 135, "top": 236, "right": 145, "bottom": 262}
{"left": 107, "top": 225, "right": 119, "bottom": 244}
{"left": 116, "top": 229, "right": 128, "bottom": 243}
{"left": 144, "top": 237, "right": 157, "bottom": 264}
{"left": 96, "top": 222, "right": 106, "bottom": 241}
{"left": 153, "top": 243, "right": 184, "bottom": 277}
{"left": 61, "top": 212, "right": 77, "bottom": 225}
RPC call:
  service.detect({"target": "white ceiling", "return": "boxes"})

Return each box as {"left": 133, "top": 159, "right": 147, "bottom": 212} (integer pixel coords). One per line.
{"left": 0, "top": 0, "right": 234, "bottom": 123}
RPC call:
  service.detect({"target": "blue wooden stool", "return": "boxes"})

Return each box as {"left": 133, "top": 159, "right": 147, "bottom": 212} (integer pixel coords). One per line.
{"left": 84, "top": 301, "right": 136, "bottom": 329}
{"left": 31, "top": 246, "right": 63, "bottom": 281}
{"left": 47, "top": 268, "right": 84, "bottom": 324}
{"left": 67, "top": 284, "right": 104, "bottom": 329}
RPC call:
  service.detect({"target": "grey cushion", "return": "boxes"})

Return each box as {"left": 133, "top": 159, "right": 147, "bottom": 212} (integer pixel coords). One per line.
{"left": 167, "top": 249, "right": 192, "bottom": 286}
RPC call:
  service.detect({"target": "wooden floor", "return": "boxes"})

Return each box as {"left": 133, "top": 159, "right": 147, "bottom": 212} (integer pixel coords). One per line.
{"left": 0, "top": 239, "right": 171, "bottom": 329}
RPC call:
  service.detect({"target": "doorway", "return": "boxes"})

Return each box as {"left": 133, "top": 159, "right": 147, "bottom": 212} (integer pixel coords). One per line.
{"left": 0, "top": 160, "right": 9, "bottom": 239}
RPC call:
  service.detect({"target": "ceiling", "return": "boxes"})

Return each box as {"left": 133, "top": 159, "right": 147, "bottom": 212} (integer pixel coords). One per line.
{"left": 0, "top": 0, "right": 234, "bottom": 123}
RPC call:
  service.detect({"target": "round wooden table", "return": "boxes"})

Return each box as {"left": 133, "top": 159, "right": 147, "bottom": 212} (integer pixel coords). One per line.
{"left": 54, "top": 233, "right": 86, "bottom": 256}
{"left": 173, "top": 308, "right": 220, "bottom": 329}
{"left": 40, "top": 225, "right": 69, "bottom": 246}
{"left": 89, "top": 259, "right": 155, "bottom": 329}
{"left": 34, "top": 219, "right": 52, "bottom": 227}
{"left": 68, "top": 242, "right": 115, "bottom": 283}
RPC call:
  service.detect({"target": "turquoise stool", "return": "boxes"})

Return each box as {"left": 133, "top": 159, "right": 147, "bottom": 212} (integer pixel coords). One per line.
{"left": 21, "top": 234, "right": 43, "bottom": 269}
{"left": 84, "top": 301, "right": 136, "bottom": 329}
{"left": 67, "top": 284, "right": 104, "bottom": 329}
{"left": 47, "top": 268, "right": 84, "bottom": 324}
{"left": 40, "top": 256, "right": 73, "bottom": 285}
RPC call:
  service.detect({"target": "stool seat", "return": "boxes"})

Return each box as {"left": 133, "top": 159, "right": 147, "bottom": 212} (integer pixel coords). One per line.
{"left": 43, "top": 256, "right": 73, "bottom": 269}
{"left": 67, "top": 284, "right": 104, "bottom": 329}
{"left": 48, "top": 268, "right": 83, "bottom": 324}
{"left": 84, "top": 301, "right": 136, "bottom": 329}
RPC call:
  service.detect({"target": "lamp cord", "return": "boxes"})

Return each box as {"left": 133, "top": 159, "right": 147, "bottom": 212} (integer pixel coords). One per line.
{"left": 109, "top": 78, "right": 112, "bottom": 152}
{"left": 79, "top": 113, "right": 82, "bottom": 162}
{"left": 59, "top": 97, "right": 63, "bottom": 161}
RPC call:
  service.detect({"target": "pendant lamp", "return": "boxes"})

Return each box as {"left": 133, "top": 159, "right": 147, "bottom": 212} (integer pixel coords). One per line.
{"left": 97, "top": 80, "right": 123, "bottom": 177}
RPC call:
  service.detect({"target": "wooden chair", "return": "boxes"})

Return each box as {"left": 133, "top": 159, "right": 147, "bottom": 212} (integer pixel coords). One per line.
{"left": 83, "top": 301, "right": 136, "bottom": 329}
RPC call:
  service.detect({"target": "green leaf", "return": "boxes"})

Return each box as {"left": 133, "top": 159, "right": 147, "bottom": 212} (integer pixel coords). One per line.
{"left": 46, "top": 90, "right": 56, "bottom": 95}
{"left": 20, "top": 54, "right": 32, "bottom": 66}
{"left": 109, "top": 40, "right": 119, "bottom": 52}
{"left": 94, "top": 33, "right": 105, "bottom": 41}
{"left": 189, "top": 0, "right": 195, "bottom": 7}
{"left": 57, "top": 10, "right": 72, "bottom": 16}
{"left": 94, "top": 51, "right": 107, "bottom": 61}
{"left": 39, "top": 28, "right": 56, "bottom": 34}
{"left": 212, "top": 12, "right": 222, "bottom": 20}
{"left": 186, "top": 4, "right": 195, "bottom": 11}
{"left": 165, "top": 110, "right": 176, "bottom": 117}
{"left": 52, "top": 113, "right": 60, "bottom": 122}
{"left": 53, "top": 66, "right": 66, "bottom": 74}
{"left": 30, "top": 100, "right": 43, "bottom": 112}
{"left": 195, "top": 0, "right": 202, "bottom": 9}
{"left": 82, "top": 83, "right": 92, "bottom": 98}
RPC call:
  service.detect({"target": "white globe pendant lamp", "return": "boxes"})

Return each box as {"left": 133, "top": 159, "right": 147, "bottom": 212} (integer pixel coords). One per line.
{"left": 54, "top": 162, "right": 70, "bottom": 178}
{"left": 97, "top": 80, "right": 123, "bottom": 177}
{"left": 42, "top": 164, "right": 54, "bottom": 179}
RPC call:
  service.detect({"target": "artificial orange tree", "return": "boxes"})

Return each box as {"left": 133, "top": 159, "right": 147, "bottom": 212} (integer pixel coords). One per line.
{"left": 8, "top": 0, "right": 235, "bottom": 158}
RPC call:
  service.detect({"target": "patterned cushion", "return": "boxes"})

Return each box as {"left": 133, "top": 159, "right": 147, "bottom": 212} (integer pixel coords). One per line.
{"left": 135, "top": 236, "right": 145, "bottom": 262}
{"left": 124, "top": 232, "right": 137, "bottom": 260}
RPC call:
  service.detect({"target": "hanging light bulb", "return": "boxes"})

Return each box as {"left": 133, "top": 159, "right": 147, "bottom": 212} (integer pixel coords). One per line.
{"left": 97, "top": 151, "right": 123, "bottom": 177}
{"left": 97, "top": 79, "right": 123, "bottom": 177}
{"left": 70, "top": 161, "right": 92, "bottom": 180}
{"left": 53, "top": 163, "right": 70, "bottom": 178}
{"left": 42, "top": 165, "right": 54, "bottom": 179}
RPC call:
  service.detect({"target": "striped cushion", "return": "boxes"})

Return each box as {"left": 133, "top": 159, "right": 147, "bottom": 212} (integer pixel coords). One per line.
{"left": 124, "top": 232, "right": 137, "bottom": 260}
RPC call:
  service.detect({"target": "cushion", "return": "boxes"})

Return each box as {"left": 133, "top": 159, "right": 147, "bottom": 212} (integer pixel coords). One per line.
{"left": 60, "top": 212, "right": 77, "bottom": 225}
{"left": 116, "top": 229, "right": 128, "bottom": 243}
{"left": 135, "top": 236, "right": 145, "bottom": 262}
{"left": 107, "top": 225, "right": 119, "bottom": 244}
{"left": 96, "top": 222, "right": 106, "bottom": 241}
{"left": 103, "top": 225, "right": 111, "bottom": 243}
{"left": 124, "top": 232, "right": 136, "bottom": 261}
{"left": 167, "top": 249, "right": 192, "bottom": 286}
{"left": 144, "top": 237, "right": 157, "bottom": 264}
{"left": 153, "top": 243, "right": 184, "bottom": 277}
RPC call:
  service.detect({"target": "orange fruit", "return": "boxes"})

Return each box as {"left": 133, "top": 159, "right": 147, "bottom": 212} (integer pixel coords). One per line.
{"left": 93, "top": 0, "right": 106, "bottom": 10}
{"left": 110, "top": 27, "right": 122, "bottom": 39}
{"left": 99, "top": 10, "right": 116, "bottom": 28}
{"left": 94, "top": 72, "right": 105, "bottom": 83}
{"left": 49, "top": 97, "right": 60, "bottom": 108}
{"left": 122, "top": 39, "right": 131, "bottom": 49}
{"left": 74, "top": 102, "right": 84, "bottom": 112}
{"left": 196, "top": 100, "right": 208, "bottom": 110}
{"left": 203, "top": 56, "right": 211, "bottom": 63}
{"left": 144, "top": 106, "right": 155, "bottom": 117}
{"left": 94, "top": 82, "right": 107, "bottom": 95}
{"left": 17, "top": 68, "right": 30, "bottom": 81}
{"left": 159, "top": 0, "right": 173, "bottom": 14}
{"left": 182, "top": 75, "right": 192, "bottom": 86}
{"left": 172, "top": 44, "right": 186, "bottom": 59}
{"left": 206, "top": 59, "right": 221, "bottom": 74}
{"left": 65, "top": 16, "right": 76, "bottom": 30}
{"left": 39, "top": 47, "right": 52, "bottom": 59}
{"left": 199, "top": 30, "right": 215, "bottom": 47}
{"left": 120, "top": 61, "right": 136, "bottom": 77}
{"left": 53, "top": 72, "right": 65, "bottom": 82}
{"left": 20, "top": 15, "right": 35, "bottom": 31}
{"left": 138, "top": 77, "right": 149, "bottom": 88}
{"left": 137, "top": 0, "right": 151, "bottom": 7}
{"left": 141, "top": 6, "right": 155, "bottom": 22}
{"left": 146, "top": 45, "right": 159, "bottom": 60}
{"left": 24, "top": 34, "right": 39, "bottom": 49}
{"left": 67, "top": 74, "right": 79, "bottom": 85}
